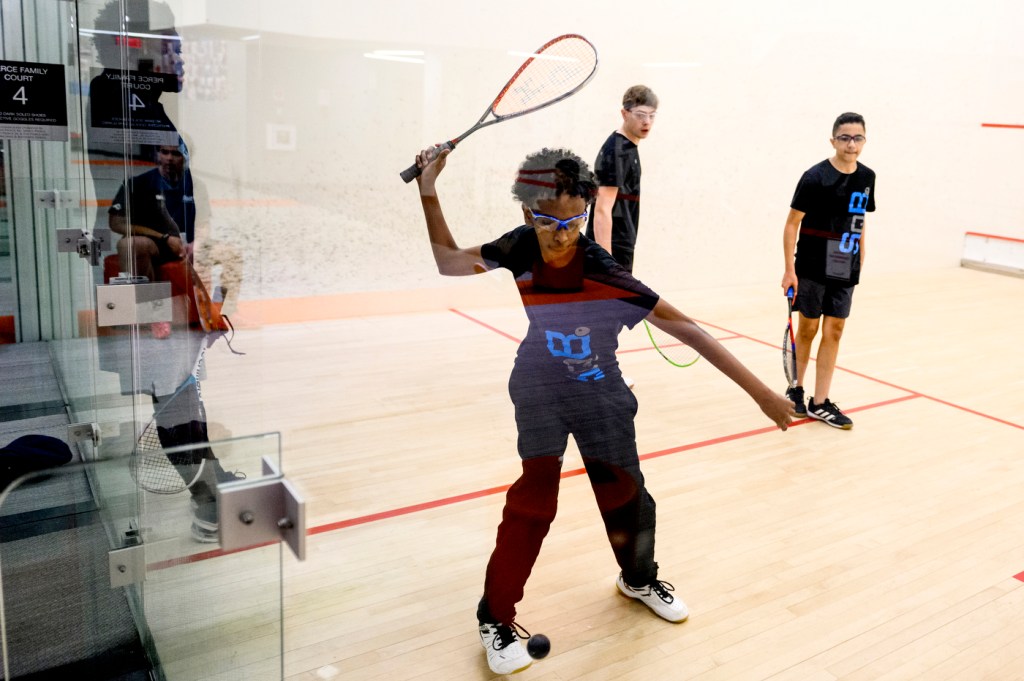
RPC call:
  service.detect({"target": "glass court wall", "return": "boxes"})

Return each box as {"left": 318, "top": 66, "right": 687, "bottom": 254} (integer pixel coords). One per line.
{"left": 1, "top": 0, "right": 1023, "bottom": 678}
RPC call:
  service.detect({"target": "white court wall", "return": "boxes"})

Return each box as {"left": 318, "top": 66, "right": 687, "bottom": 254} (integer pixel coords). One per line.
{"left": 162, "top": 0, "right": 1024, "bottom": 299}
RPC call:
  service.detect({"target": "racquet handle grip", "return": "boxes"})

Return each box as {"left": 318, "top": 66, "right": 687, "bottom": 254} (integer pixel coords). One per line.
{"left": 400, "top": 141, "right": 456, "bottom": 183}
{"left": 786, "top": 286, "right": 794, "bottom": 298}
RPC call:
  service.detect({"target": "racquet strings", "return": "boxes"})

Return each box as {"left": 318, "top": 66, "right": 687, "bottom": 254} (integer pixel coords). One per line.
{"left": 783, "top": 289, "right": 797, "bottom": 388}
{"left": 130, "top": 344, "right": 209, "bottom": 494}
{"left": 130, "top": 383, "right": 207, "bottom": 495}
{"left": 492, "top": 36, "right": 597, "bottom": 117}
{"left": 783, "top": 326, "right": 796, "bottom": 388}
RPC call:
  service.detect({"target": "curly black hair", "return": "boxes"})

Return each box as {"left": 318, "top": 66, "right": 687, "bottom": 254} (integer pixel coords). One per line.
{"left": 511, "top": 148, "right": 597, "bottom": 210}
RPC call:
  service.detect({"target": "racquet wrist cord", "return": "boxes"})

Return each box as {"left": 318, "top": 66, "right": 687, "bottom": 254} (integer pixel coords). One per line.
{"left": 642, "top": 320, "right": 700, "bottom": 368}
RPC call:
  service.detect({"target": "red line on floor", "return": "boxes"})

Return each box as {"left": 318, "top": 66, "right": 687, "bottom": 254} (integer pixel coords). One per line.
{"left": 981, "top": 123, "right": 1024, "bottom": 129}
{"left": 152, "top": 308, "right": 1019, "bottom": 568}
{"left": 306, "top": 395, "right": 922, "bottom": 538}
{"left": 450, "top": 308, "right": 1023, "bottom": 431}
{"left": 689, "top": 318, "right": 1024, "bottom": 431}
{"left": 1015, "top": 571, "right": 1024, "bottom": 582}
{"left": 448, "top": 308, "right": 521, "bottom": 343}
{"left": 147, "top": 540, "right": 275, "bottom": 570}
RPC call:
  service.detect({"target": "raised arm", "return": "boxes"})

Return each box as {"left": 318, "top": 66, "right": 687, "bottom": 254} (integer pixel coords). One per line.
{"left": 646, "top": 299, "right": 795, "bottom": 430}
{"left": 415, "top": 147, "right": 487, "bottom": 277}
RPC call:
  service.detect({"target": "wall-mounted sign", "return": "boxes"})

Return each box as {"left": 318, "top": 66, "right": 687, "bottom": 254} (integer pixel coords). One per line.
{"left": 88, "top": 68, "right": 179, "bottom": 146}
{"left": 0, "top": 60, "right": 68, "bottom": 142}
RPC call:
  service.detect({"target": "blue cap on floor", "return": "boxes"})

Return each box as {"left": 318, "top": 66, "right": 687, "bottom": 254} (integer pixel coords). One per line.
{"left": 0, "top": 434, "right": 73, "bottom": 468}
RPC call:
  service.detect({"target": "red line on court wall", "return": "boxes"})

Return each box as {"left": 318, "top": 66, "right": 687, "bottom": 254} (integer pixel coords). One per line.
{"left": 1015, "top": 572, "right": 1024, "bottom": 583}
{"left": 981, "top": 123, "right": 1024, "bottom": 129}
{"left": 965, "top": 231, "right": 1024, "bottom": 245}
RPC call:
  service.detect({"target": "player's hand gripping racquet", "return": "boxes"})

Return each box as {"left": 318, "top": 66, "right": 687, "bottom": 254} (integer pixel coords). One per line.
{"left": 399, "top": 34, "right": 598, "bottom": 183}
{"left": 783, "top": 286, "right": 797, "bottom": 389}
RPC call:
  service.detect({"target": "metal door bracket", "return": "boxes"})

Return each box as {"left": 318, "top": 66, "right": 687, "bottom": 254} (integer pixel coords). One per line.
{"left": 218, "top": 456, "right": 306, "bottom": 561}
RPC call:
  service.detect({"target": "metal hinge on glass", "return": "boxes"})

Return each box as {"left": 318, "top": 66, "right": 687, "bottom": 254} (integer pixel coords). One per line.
{"left": 96, "top": 278, "right": 172, "bottom": 327}
{"left": 56, "top": 228, "right": 110, "bottom": 266}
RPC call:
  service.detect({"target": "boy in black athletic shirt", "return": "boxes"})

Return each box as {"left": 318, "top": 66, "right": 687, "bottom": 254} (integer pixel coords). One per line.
{"left": 781, "top": 112, "right": 877, "bottom": 429}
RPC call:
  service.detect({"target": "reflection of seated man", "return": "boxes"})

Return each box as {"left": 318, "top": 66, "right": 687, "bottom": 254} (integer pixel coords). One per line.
{"left": 108, "top": 140, "right": 205, "bottom": 337}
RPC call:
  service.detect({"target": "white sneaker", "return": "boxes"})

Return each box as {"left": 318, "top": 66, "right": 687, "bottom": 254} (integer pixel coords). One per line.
{"left": 623, "top": 375, "right": 636, "bottom": 389}
{"left": 616, "top": 573, "right": 689, "bottom": 622}
{"left": 478, "top": 622, "right": 532, "bottom": 675}
{"left": 190, "top": 521, "right": 218, "bottom": 544}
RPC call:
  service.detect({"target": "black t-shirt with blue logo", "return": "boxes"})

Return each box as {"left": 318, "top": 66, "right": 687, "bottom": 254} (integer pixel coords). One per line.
{"left": 480, "top": 227, "right": 659, "bottom": 386}
{"left": 791, "top": 159, "right": 876, "bottom": 286}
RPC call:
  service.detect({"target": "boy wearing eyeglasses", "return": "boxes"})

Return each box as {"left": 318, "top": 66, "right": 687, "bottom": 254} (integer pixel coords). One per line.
{"left": 781, "top": 112, "right": 876, "bottom": 429}
{"left": 587, "top": 85, "right": 657, "bottom": 388}
{"left": 587, "top": 85, "right": 657, "bottom": 274}
{"left": 414, "top": 145, "right": 794, "bottom": 675}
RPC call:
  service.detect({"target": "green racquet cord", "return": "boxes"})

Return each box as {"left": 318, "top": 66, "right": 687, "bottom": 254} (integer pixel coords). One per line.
{"left": 642, "top": 320, "right": 700, "bottom": 368}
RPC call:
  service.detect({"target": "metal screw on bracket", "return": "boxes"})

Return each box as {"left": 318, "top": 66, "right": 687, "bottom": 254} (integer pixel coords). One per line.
{"left": 239, "top": 511, "right": 255, "bottom": 525}
{"left": 278, "top": 518, "right": 294, "bottom": 530}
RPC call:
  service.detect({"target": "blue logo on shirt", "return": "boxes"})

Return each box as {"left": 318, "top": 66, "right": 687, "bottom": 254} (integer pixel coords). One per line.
{"left": 546, "top": 328, "right": 605, "bottom": 381}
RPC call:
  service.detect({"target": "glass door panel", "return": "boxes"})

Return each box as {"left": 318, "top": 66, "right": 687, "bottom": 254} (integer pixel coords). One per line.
{"left": 0, "top": 431, "right": 284, "bottom": 680}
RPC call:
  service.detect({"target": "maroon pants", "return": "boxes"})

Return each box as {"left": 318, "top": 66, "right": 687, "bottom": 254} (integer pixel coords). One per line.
{"left": 477, "top": 454, "right": 657, "bottom": 625}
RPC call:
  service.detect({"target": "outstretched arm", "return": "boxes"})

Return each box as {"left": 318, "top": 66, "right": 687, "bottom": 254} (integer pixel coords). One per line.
{"left": 415, "top": 147, "right": 486, "bottom": 277}
{"left": 646, "top": 299, "right": 795, "bottom": 430}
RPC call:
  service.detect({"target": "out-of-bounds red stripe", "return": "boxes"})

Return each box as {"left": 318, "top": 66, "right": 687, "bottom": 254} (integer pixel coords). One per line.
{"left": 1014, "top": 571, "right": 1024, "bottom": 582}
{"left": 981, "top": 123, "right": 1024, "bottom": 129}
{"left": 965, "top": 231, "right": 1024, "bottom": 245}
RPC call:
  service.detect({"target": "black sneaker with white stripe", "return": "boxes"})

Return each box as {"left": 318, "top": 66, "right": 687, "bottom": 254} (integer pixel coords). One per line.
{"left": 785, "top": 386, "right": 807, "bottom": 416}
{"left": 807, "top": 397, "right": 853, "bottom": 429}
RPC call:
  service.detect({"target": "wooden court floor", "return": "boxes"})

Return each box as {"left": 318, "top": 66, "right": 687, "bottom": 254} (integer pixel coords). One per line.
{"left": 196, "top": 266, "right": 1024, "bottom": 680}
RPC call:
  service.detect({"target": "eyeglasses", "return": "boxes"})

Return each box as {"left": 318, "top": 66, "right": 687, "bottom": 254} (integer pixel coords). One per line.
{"left": 834, "top": 135, "right": 866, "bottom": 145}
{"left": 628, "top": 109, "right": 657, "bottom": 122}
{"left": 530, "top": 210, "right": 588, "bottom": 232}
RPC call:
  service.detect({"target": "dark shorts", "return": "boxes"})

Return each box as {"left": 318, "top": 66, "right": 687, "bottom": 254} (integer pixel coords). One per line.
{"left": 795, "top": 278, "right": 854, "bottom": 319}
{"left": 508, "top": 372, "right": 639, "bottom": 467}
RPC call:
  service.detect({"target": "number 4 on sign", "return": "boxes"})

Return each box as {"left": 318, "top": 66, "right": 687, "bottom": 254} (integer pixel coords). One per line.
{"left": 129, "top": 93, "right": 146, "bottom": 112}
{"left": 12, "top": 87, "right": 27, "bottom": 105}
